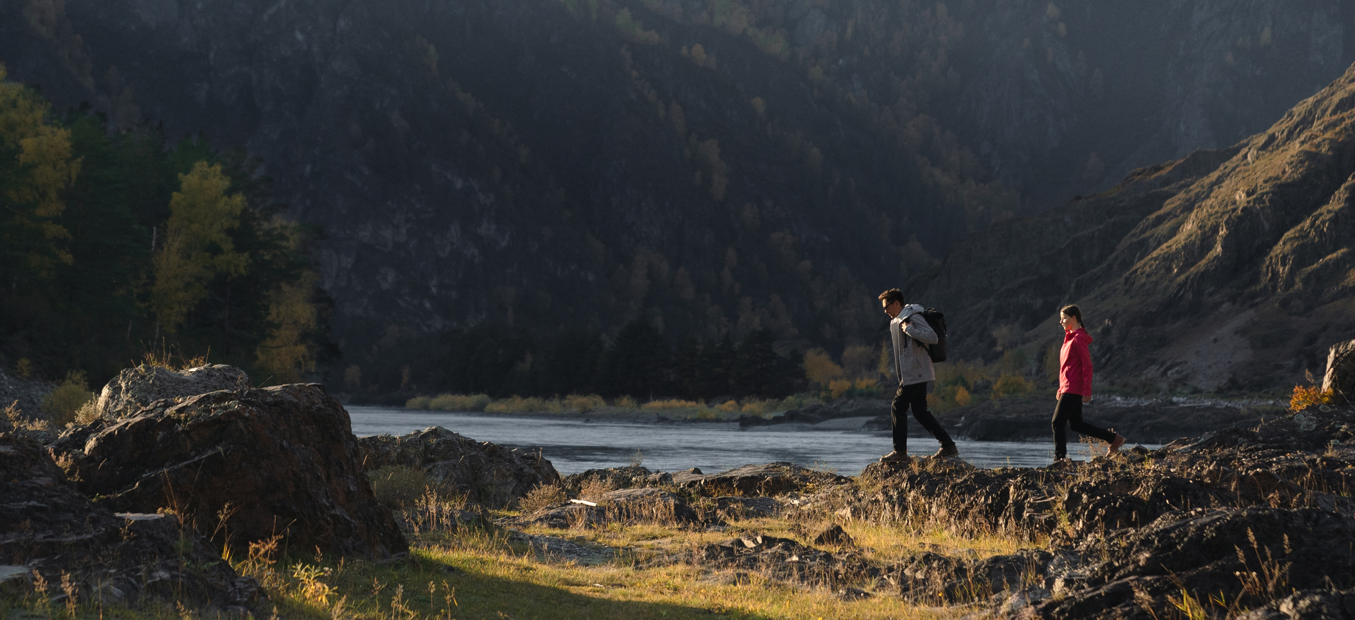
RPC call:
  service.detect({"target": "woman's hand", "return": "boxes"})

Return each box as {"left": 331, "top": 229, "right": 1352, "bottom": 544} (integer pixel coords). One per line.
{"left": 1082, "top": 394, "right": 1091, "bottom": 404}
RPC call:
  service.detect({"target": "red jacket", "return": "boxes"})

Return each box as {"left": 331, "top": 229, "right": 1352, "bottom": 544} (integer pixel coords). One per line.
{"left": 1059, "top": 328, "right": 1093, "bottom": 397}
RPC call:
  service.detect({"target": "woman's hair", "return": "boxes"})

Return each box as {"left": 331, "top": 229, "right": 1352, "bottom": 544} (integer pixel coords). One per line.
{"left": 1060, "top": 304, "right": 1084, "bottom": 326}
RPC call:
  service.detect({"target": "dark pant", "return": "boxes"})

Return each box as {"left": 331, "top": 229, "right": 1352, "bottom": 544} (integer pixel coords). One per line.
{"left": 891, "top": 382, "right": 954, "bottom": 453}
{"left": 1051, "top": 393, "right": 1117, "bottom": 459}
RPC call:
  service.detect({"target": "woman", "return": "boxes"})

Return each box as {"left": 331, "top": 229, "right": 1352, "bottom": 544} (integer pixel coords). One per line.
{"left": 1052, "top": 305, "right": 1125, "bottom": 465}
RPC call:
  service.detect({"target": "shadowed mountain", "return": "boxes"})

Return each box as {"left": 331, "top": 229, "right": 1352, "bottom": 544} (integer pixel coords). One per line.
{"left": 1, "top": 0, "right": 1350, "bottom": 387}
{"left": 911, "top": 61, "right": 1355, "bottom": 392}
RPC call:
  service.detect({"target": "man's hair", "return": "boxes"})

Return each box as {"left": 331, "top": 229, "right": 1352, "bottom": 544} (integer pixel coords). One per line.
{"left": 878, "top": 289, "right": 904, "bottom": 305}
{"left": 1060, "top": 304, "right": 1084, "bottom": 325}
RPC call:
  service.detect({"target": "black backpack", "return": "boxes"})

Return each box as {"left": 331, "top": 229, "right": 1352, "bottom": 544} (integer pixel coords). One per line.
{"left": 917, "top": 308, "right": 947, "bottom": 363}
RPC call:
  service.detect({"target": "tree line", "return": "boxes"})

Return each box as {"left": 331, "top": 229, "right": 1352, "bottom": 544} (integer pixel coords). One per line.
{"left": 0, "top": 66, "right": 328, "bottom": 387}
{"left": 394, "top": 321, "right": 806, "bottom": 401}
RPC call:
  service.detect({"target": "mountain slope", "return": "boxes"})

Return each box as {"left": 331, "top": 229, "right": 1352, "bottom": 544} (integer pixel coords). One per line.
{"left": 1, "top": 0, "right": 1350, "bottom": 385}
{"left": 911, "top": 62, "right": 1355, "bottom": 392}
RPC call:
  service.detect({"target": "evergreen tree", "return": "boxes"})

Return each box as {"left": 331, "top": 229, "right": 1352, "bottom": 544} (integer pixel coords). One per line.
{"left": 599, "top": 320, "right": 671, "bottom": 399}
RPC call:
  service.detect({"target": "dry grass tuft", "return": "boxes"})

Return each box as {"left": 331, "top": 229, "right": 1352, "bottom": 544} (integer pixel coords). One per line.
{"left": 519, "top": 482, "right": 568, "bottom": 514}
{"left": 369, "top": 465, "right": 434, "bottom": 508}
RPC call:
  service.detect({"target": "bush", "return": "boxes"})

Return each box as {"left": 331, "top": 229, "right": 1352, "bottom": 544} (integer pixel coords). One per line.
{"left": 563, "top": 394, "right": 605, "bottom": 412}
{"left": 428, "top": 393, "right": 491, "bottom": 412}
{"left": 405, "top": 395, "right": 432, "bottom": 409}
{"left": 42, "top": 371, "right": 94, "bottom": 428}
{"left": 518, "top": 482, "right": 567, "bottom": 513}
{"left": 485, "top": 396, "right": 563, "bottom": 414}
{"left": 1291, "top": 385, "right": 1335, "bottom": 411}
{"left": 613, "top": 396, "right": 637, "bottom": 409}
{"left": 992, "top": 374, "right": 1035, "bottom": 399}
{"left": 368, "top": 465, "right": 432, "bottom": 508}
{"left": 825, "top": 377, "right": 883, "bottom": 400}
{"left": 641, "top": 399, "right": 701, "bottom": 410}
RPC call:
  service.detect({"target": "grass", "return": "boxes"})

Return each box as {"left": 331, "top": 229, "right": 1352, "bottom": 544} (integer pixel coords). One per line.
{"left": 1, "top": 478, "right": 1026, "bottom": 619}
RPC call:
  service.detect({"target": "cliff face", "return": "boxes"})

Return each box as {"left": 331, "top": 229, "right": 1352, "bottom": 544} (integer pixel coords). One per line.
{"left": 1, "top": 0, "right": 1350, "bottom": 376}
{"left": 912, "top": 62, "right": 1355, "bottom": 392}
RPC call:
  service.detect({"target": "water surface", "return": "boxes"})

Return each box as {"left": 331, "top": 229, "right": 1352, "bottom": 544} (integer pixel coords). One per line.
{"left": 348, "top": 407, "right": 1125, "bottom": 475}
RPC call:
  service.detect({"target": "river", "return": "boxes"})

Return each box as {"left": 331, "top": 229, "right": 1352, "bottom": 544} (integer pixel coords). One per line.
{"left": 348, "top": 406, "right": 1129, "bottom": 475}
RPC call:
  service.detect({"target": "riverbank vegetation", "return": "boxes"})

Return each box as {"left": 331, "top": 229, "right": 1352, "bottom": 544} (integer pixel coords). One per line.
{"left": 395, "top": 341, "right": 1062, "bottom": 417}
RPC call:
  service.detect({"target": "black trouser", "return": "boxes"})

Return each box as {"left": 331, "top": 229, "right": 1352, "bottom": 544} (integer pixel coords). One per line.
{"left": 1051, "top": 393, "right": 1116, "bottom": 459}
{"left": 891, "top": 382, "right": 954, "bottom": 453}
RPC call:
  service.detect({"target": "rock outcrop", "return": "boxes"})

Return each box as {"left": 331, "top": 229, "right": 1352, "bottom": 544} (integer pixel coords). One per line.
{"left": 0, "top": 434, "right": 263, "bottom": 612}
{"left": 51, "top": 383, "right": 407, "bottom": 559}
{"left": 357, "top": 426, "right": 560, "bottom": 509}
{"left": 518, "top": 488, "right": 698, "bottom": 529}
{"left": 675, "top": 462, "right": 849, "bottom": 497}
{"left": 94, "top": 364, "right": 251, "bottom": 419}
{"left": 1324, "top": 339, "right": 1355, "bottom": 406}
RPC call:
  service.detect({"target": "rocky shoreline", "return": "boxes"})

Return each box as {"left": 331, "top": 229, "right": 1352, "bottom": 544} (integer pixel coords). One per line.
{"left": 739, "top": 394, "right": 1282, "bottom": 445}
{"left": 2, "top": 345, "right": 1352, "bottom": 618}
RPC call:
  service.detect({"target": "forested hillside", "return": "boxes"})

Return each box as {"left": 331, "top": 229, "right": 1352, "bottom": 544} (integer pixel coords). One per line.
{"left": 0, "top": 68, "right": 326, "bottom": 386}
{"left": 1, "top": 0, "right": 1351, "bottom": 395}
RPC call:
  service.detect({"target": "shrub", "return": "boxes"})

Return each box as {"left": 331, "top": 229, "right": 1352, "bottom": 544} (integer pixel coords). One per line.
{"left": 716, "top": 400, "right": 741, "bottom": 413}
{"left": 578, "top": 475, "right": 617, "bottom": 502}
{"left": 405, "top": 395, "right": 432, "bottom": 410}
{"left": 368, "top": 465, "right": 432, "bottom": 508}
{"left": 695, "top": 409, "right": 719, "bottom": 420}
{"left": 825, "top": 377, "right": 883, "bottom": 401}
{"left": 641, "top": 399, "right": 701, "bottom": 410}
{"left": 73, "top": 400, "right": 99, "bottom": 425}
{"left": 1291, "top": 385, "right": 1335, "bottom": 411}
{"left": 613, "top": 396, "right": 637, "bottom": 409}
{"left": 3, "top": 400, "right": 52, "bottom": 432}
{"left": 519, "top": 482, "right": 567, "bottom": 514}
{"left": 485, "top": 396, "right": 563, "bottom": 414}
{"left": 992, "top": 374, "right": 1035, "bottom": 399}
{"left": 803, "top": 348, "right": 844, "bottom": 387}
{"left": 563, "top": 394, "right": 605, "bottom": 412}
{"left": 42, "top": 371, "right": 94, "bottom": 428}
{"left": 428, "top": 393, "right": 491, "bottom": 412}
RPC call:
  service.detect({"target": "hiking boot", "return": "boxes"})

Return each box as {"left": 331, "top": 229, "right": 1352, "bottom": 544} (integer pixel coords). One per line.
{"left": 931, "top": 444, "right": 959, "bottom": 459}
{"left": 880, "top": 450, "right": 912, "bottom": 464}
{"left": 1107, "top": 433, "right": 1126, "bottom": 456}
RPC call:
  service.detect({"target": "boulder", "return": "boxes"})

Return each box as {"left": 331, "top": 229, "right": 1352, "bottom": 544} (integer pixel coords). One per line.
{"left": 1323, "top": 339, "right": 1355, "bottom": 406}
{"left": 95, "top": 364, "right": 251, "bottom": 419}
{"left": 0, "top": 434, "right": 263, "bottom": 612}
{"left": 562, "top": 465, "right": 655, "bottom": 493}
{"left": 357, "top": 426, "right": 560, "bottom": 508}
{"left": 676, "top": 462, "right": 850, "bottom": 496}
{"left": 51, "top": 383, "right": 407, "bottom": 559}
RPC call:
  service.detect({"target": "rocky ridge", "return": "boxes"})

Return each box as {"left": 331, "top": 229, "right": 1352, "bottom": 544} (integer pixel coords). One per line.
{"left": 912, "top": 61, "right": 1355, "bottom": 392}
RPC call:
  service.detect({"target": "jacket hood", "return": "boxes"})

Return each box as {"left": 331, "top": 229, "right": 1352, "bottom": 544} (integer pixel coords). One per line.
{"left": 900, "top": 304, "right": 926, "bottom": 318}
{"left": 1064, "top": 327, "right": 1093, "bottom": 344}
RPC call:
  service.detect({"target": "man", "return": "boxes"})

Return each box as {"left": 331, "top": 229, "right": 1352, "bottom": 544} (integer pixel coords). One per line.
{"left": 878, "top": 289, "right": 958, "bottom": 463}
